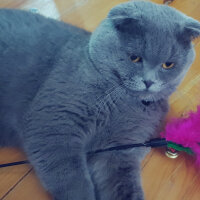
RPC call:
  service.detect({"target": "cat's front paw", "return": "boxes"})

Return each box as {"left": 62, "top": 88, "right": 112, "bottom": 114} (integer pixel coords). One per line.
{"left": 53, "top": 178, "right": 96, "bottom": 200}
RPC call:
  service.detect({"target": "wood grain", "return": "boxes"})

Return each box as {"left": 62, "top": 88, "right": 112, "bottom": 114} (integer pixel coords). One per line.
{"left": 3, "top": 170, "right": 52, "bottom": 200}
{"left": 0, "top": 0, "right": 199, "bottom": 199}
{"left": 0, "top": 148, "right": 29, "bottom": 199}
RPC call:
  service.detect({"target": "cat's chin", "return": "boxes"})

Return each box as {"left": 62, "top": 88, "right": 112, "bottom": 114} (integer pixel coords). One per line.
{"left": 139, "top": 94, "right": 157, "bottom": 102}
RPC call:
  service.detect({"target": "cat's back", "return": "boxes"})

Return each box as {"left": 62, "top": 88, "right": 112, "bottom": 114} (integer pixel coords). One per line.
{"left": 0, "top": 9, "right": 87, "bottom": 72}
{"left": 0, "top": 9, "right": 90, "bottom": 117}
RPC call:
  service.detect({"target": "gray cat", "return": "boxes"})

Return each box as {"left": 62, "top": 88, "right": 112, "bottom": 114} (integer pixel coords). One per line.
{"left": 0, "top": 1, "right": 199, "bottom": 200}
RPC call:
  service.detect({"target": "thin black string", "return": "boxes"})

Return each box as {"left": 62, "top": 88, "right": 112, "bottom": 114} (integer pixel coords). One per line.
{"left": 0, "top": 138, "right": 167, "bottom": 168}
{"left": 0, "top": 160, "right": 29, "bottom": 168}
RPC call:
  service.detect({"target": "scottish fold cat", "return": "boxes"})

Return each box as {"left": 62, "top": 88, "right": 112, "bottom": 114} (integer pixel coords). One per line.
{"left": 0, "top": 1, "right": 199, "bottom": 200}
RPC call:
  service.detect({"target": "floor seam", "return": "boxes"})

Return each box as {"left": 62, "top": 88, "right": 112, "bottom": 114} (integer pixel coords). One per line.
{"left": 0, "top": 168, "right": 33, "bottom": 200}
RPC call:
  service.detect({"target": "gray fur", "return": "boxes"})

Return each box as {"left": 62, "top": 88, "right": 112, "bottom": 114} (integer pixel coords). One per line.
{"left": 0, "top": 1, "right": 199, "bottom": 200}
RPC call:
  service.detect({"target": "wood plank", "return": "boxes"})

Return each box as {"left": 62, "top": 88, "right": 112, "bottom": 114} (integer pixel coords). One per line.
{"left": 0, "top": 0, "right": 26, "bottom": 8}
{"left": 170, "top": 0, "right": 200, "bottom": 21}
{"left": 0, "top": 148, "right": 30, "bottom": 199}
{"left": 3, "top": 170, "right": 52, "bottom": 200}
{"left": 142, "top": 150, "right": 200, "bottom": 200}
{"left": 58, "top": 0, "right": 128, "bottom": 31}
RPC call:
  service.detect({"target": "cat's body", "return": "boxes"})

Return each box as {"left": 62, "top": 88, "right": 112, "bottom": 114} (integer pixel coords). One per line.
{"left": 0, "top": 1, "right": 199, "bottom": 200}
{"left": 0, "top": 9, "right": 89, "bottom": 146}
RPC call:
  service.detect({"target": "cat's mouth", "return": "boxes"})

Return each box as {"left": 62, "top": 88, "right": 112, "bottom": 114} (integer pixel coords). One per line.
{"left": 141, "top": 100, "right": 153, "bottom": 106}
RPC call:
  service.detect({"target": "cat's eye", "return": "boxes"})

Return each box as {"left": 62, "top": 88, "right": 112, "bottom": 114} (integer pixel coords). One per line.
{"left": 162, "top": 62, "right": 175, "bottom": 69}
{"left": 130, "top": 55, "right": 142, "bottom": 63}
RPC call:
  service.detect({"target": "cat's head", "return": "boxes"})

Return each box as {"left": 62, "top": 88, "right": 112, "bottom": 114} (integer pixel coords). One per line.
{"left": 89, "top": 1, "right": 200, "bottom": 101}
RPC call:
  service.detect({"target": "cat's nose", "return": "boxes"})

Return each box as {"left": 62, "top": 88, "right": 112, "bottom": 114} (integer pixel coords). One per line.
{"left": 143, "top": 80, "right": 154, "bottom": 89}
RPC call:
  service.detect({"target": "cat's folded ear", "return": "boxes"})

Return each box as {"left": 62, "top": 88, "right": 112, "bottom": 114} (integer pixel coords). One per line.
{"left": 182, "top": 18, "right": 200, "bottom": 42}
{"left": 107, "top": 4, "right": 141, "bottom": 34}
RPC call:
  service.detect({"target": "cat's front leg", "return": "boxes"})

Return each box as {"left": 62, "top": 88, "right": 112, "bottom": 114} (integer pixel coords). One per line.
{"left": 23, "top": 109, "right": 96, "bottom": 200}
{"left": 25, "top": 142, "right": 96, "bottom": 200}
{"left": 89, "top": 150, "right": 145, "bottom": 200}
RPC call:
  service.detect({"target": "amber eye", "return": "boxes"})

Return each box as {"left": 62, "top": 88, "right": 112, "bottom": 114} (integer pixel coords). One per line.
{"left": 162, "top": 62, "right": 175, "bottom": 69}
{"left": 130, "top": 55, "right": 142, "bottom": 63}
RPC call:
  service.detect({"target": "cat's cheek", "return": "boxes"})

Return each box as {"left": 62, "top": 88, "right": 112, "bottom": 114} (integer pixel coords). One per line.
{"left": 124, "top": 81, "right": 146, "bottom": 92}
{"left": 125, "top": 76, "right": 146, "bottom": 91}
{"left": 149, "top": 83, "right": 162, "bottom": 93}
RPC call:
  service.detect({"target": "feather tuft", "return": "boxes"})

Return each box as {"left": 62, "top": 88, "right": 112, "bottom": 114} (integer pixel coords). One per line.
{"left": 161, "top": 106, "right": 200, "bottom": 164}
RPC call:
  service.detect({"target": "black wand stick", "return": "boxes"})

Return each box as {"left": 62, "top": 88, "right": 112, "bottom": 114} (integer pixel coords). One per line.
{"left": 0, "top": 138, "right": 167, "bottom": 168}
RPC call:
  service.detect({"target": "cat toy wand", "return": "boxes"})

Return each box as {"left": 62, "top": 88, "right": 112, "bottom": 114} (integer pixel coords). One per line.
{"left": 0, "top": 138, "right": 192, "bottom": 168}
{"left": 0, "top": 106, "right": 199, "bottom": 168}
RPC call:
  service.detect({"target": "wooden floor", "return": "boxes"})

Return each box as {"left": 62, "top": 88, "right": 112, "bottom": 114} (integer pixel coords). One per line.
{"left": 0, "top": 0, "right": 199, "bottom": 199}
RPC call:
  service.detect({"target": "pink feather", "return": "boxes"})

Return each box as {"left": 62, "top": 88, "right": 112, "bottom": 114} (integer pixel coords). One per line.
{"left": 161, "top": 106, "right": 200, "bottom": 164}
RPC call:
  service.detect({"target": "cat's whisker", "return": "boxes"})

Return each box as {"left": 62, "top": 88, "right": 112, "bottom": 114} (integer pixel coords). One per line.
{"left": 95, "top": 82, "right": 126, "bottom": 107}
{"left": 96, "top": 83, "right": 126, "bottom": 119}
{"left": 95, "top": 84, "right": 121, "bottom": 105}
{"left": 96, "top": 87, "right": 121, "bottom": 112}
